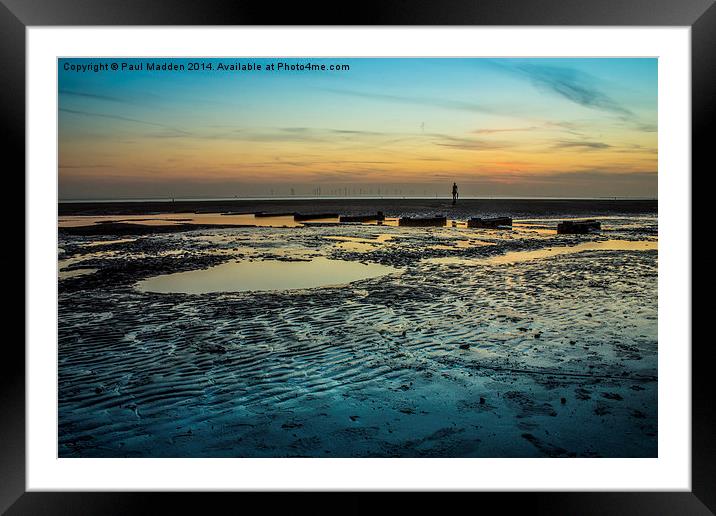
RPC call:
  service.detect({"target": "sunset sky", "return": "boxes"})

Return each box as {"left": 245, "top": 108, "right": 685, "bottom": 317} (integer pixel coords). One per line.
{"left": 58, "top": 58, "right": 657, "bottom": 200}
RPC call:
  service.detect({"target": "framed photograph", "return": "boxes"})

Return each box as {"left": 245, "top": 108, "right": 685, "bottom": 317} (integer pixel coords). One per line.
{"left": 6, "top": 0, "right": 711, "bottom": 513}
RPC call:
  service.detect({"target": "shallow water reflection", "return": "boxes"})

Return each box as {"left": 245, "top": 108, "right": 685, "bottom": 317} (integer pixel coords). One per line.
{"left": 137, "top": 257, "right": 401, "bottom": 294}
{"left": 424, "top": 239, "right": 657, "bottom": 266}
{"left": 59, "top": 268, "right": 98, "bottom": 280}
{"left": 83, "top": 238, "right": 137, "bottom": 247}
{"left": 59, "top": 213, "right": 310, "bottom": 228}
{"left": 325, "top": 234, "right": 394, "bottom": 252}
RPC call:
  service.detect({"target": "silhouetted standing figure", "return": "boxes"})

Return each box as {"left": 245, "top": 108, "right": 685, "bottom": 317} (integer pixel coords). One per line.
{"left": 452, "top": 182, "right": 459, "bottom": 205}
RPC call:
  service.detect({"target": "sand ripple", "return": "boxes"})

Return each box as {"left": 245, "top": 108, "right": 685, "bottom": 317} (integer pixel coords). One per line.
{"left": 59, "top": 220, "right": 657, "bottom": 457}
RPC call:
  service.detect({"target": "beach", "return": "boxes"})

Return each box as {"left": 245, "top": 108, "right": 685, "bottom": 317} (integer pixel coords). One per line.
{"left": 58, "top": 199, "right": 657, "bottom": 458}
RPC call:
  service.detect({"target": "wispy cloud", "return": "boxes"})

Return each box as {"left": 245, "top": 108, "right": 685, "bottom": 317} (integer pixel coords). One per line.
{"left": 552, "top": 140, "right": 612, "bottom": 150}
{"left": 430, "top": 134, "right": 511, "bottom": 151}
{"left": 472, "top": 126, "right": 538, "bottom": 135}
{"left": 269, "top": 157, "right": 396, "bottom": 168}
{"left": 59, "top": 108, "right": 190, "bottom": 136}
{"left": 329, "top": 129, "right": 386, "bottom": 136}
{"left": 502, "top": 63, "right": 634, "bottom": 119}
{"left": 543, "top": 120, "right": 587, "bottom": 137}
{"left": 325, "top": 89, "right": 500, "bottom": 115}
{"left": 277, "top": 127, "right": 389, "bottom": 137}
{"left": 202, "top": 127, "right": 399, "bottom": 144}
{"left": 59, "top": 89, "right": 128, "bottom": 103}
{"left": 58, "top": 164, "right": 113, "bottom": 169}
{"left": 238, "top": 128, "right": 384, "bottom": 143}
{"left": 634, "top": 122, "right": 657, "bottom": 132}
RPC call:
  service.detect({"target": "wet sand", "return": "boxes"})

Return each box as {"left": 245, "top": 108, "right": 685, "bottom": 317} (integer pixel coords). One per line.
{"left": 58, "top": 200, "right": 657, "bottom": 458}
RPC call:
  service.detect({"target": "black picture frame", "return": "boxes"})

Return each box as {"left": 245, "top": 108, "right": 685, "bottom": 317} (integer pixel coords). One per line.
{"left": 4, "top": 0, "right": 711, "bottom": 513}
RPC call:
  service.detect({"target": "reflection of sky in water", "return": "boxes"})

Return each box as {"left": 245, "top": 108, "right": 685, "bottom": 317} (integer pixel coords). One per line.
{"left": 58, "top": 213, "right": 328, "bottom": 228}
{"left": 137, "top": 257, "right": 401, "bottom": 294}
{"left": 424, "top": 239, "right": 657, "bottom": 266}
{"left": 59, "top": 268, "right": 97, "bottom": 280}
{"left": 429, "top": 239, "right": 497, "bottom": 250}
{"left": 83, "top": 238, "right": 137, "bottom": 247}
{"left": 325, "top": 234, "right": 394, "bottom": 252}
{"left": 58, "top": 250, "right": 117, "bottom": 270}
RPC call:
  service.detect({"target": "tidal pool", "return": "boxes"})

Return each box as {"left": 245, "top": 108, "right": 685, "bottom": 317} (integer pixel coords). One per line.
{"left": 83, "top": 238, "right": 137, "bottom": 247}
{"left": 136, "top": 257, "right": 401, "bottom": 294}
{"left": 59, "top": 268, "right": 98, "bottom": 280}
{"left": 59, "top": 213, "right": 336, "bottom": 228}
{"left": 424, "top": 239, "right": 657, "bottom": 266}
{"left": 325, "top": 234, "right": 394, "bottom": 252}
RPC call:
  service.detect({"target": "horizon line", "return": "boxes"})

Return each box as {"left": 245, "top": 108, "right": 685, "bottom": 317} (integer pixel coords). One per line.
{"left": 58, "top": 195, "right": 658, "bottom": 203}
